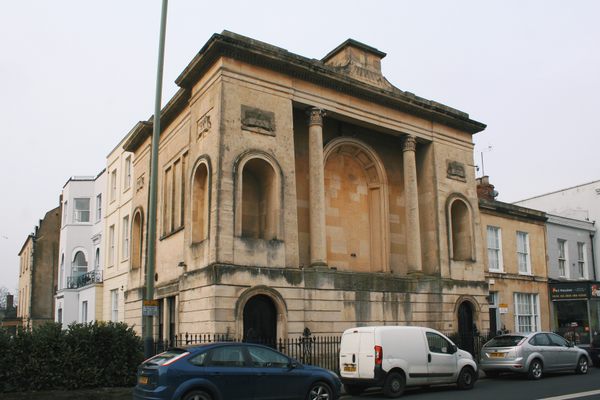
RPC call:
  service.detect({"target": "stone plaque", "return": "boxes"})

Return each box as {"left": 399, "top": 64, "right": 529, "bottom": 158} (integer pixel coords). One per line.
{"left": 241, "top": 105, "right": 275, "bottom": 135}
{"left": 197, "top": 109, "right": 212, "bottom": 139}
{"left": 447, "top": 161, "right": 466, "bottom": 182}
{"left": 136, "top": 174, "right": 145, "bottom": 192}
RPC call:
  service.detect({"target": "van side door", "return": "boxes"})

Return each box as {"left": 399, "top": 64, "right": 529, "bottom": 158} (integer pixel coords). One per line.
{"left": 425, "top": 332, "right": 458, "bottom": 384}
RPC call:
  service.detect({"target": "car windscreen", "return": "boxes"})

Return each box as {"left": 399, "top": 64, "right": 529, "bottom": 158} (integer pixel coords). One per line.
{"left": 484, "top": 335, "right": 526, "bottom": 347}
{"left": 145, "top": 349, "right": 188, "bottom": 366}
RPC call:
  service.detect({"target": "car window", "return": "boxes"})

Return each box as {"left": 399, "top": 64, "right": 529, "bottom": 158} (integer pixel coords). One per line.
{"left": 426, "top": 332, "right": 452, "bottom": 354}
{"left": 189, "top": 352, "right": 207, "bottom": 366}
{"left": 484, "top": 335, "right": 525, "bottom": 347}
{"left": 205, "top": 346, "right": 247, "bottom": 367}
{"left": 530, "top": 334, "right": 551, "bottom": 346}
{"left": 548, "top": 333, "right": 569, "bottom": 347}
{"left": 247, "top": 346, "right": 290, "bottom": 368}
{"left": 145, "top": 349, "right": 188, "bottom": 366}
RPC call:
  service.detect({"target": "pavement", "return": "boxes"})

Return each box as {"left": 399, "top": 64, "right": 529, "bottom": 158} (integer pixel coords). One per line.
{"left": 1, "top": 387, "right": 134, "bottom": 400}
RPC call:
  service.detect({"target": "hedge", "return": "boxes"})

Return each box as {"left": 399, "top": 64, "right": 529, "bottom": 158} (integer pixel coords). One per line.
{"left": 0, "top": 321, "right": 144, "bottom": 392}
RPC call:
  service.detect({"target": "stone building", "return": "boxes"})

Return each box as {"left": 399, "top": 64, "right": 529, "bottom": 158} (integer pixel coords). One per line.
{"left": 123, "top": 31, "right": 489, "bottom": 342}
{"left": 477, "top": 176, "right": 550, "bottom": 334}
{"left": 17, "top": 205, "right": 61, "bottom": 328}
{"left": 102, "top": 135, "right": 134, "bottom": 322}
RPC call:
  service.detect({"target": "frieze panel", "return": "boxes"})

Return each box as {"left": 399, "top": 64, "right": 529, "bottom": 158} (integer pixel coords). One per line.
{"left": 241, "top": 105, "right": 275, "bottom": 136}
{"left": 447, "top": 160, "right": 467, "bottom": 182}
{"left": 196, "top": 108, "right": 213, "bottom": 140}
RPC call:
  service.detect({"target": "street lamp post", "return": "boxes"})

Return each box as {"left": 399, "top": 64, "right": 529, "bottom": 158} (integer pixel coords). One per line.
{"left": 143, "top": 0, "right": 168, "bottom": 358}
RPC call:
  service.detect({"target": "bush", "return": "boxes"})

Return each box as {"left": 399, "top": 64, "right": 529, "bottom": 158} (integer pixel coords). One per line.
{"left": 0, "top": 321, "right": 143, "bottom": 392}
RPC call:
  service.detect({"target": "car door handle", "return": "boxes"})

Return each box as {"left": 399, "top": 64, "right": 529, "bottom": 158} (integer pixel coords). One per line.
{"left": 428, "top": 354, "right": 432, "bottom": 363}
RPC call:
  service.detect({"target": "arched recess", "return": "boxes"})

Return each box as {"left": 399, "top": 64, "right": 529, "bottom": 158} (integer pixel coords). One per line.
{"left": 131, "top": 208, "right": 144, "bottom": 270}
{"left": 234, "top": 152, "right": 283, "bottom": 240}
{"left": 323, "top": 137, "right": 390, "bottom": 272}
{"left": 454, "top": 296, "right": 482, "bottom": 356}
{"left": 446, "top": 194, "right": 475, "bottom": 261}
{"left": 191, "top": 157, "right": 211, "bottom": 243}
{"left": 235, "top": 285, "right": 288, "bottom": 340}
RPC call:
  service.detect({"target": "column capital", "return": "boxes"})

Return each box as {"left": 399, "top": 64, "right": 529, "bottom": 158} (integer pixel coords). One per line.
{"left": 402, "top": 135, "right": 417, "bottom": 152}
{"left": 307, "top": 108, "right": 326, "bottom": 127}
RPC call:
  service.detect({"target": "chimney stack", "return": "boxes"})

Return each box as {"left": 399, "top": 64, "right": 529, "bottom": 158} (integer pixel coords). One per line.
{"left": 477, "top": 176, "right": 498, "bottom": 201}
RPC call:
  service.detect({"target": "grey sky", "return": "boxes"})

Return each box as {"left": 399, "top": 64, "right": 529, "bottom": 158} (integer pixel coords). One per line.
{"left": 1, "top": 0, "right": 599, "bottom": 291}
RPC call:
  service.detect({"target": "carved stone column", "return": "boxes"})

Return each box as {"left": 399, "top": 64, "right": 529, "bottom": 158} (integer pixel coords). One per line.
{"left": 402, "top": 135, "right": 422, "bottom": 274}
{"left": 308, "top": 108, "right": 327, "bottom": 267}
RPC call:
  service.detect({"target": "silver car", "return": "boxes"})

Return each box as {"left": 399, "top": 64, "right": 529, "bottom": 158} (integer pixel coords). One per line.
{"left": 479, "top": 332, "right": 591, "bottom": 380}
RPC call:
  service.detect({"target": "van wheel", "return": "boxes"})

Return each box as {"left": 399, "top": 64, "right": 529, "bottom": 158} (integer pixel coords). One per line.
{"left": 457, "top": 367, "right": 475, "bottom": 390}
{"left": 528, "top": 359, "right": 543, "bottom": 380}
{"left": 383, "top": 372, "right": 405, "bottom": 398}
{"left": 183, "top": 390, "right": 212, "bottom": 400}
{"left": 344, "top": 384, "right": 365, "bottom": 395}
{"left": 575, "top": 356, "right": 589, "bottom": 374}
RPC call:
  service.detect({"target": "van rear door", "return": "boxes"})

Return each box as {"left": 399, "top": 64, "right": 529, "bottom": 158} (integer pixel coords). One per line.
{"left": 340, "top": 329, "right": 376, "bottom": 379}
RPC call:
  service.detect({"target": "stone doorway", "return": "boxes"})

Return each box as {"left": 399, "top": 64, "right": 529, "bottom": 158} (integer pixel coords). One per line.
{"left": 458, "top": 301, "right": 475, "bottom": 354}
{"left": 243, "top": 294, "right": 277, "bottom": 344}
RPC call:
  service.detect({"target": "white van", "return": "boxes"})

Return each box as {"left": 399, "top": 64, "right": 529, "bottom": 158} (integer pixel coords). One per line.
{"left": 339, "top": 326, "right": 477, "bottom": 397}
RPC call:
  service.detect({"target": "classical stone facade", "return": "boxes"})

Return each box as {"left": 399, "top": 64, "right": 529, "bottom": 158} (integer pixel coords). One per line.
{"left": 123, "top": 32, "right": 489, "bottom": 341}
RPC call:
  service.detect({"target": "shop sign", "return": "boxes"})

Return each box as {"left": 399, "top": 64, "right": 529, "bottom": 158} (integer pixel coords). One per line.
{"left": 549, "top": 283, "right": 589, "bottom": 300}
{"left": 592, "top": 284, "right": 600, "bottom": 298}
{"left": 499, "top": 304, "right": 508, "bottom": 314}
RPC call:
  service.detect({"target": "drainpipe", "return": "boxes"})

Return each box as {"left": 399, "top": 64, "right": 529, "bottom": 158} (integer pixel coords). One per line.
{"left": 590, "top": 232, "right": 597, "bottom": 281}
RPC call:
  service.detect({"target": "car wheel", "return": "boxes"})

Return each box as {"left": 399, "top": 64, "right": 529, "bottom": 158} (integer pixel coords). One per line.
{"left": 527, "top": 359, "right": 543, "bottom": 380}
{"left": 457, "top": 367, "right": 476, "bottom": 390}
{"left": 383, "top": 371, "right": 405, "bottom": 398}
{"left": 343, "top": 384, "right": 365, "bottom": 395}
{"left": 576, "top": 356, "right": 589, "bottom": 375}
{"left": 306, "top": 381, "right": 332, "bottom": 400}
{"left": 183, "top": 390, "right": 212, "bottom": 400}
{"left": 484, "top": 370, "right": 500, "bottom": 378}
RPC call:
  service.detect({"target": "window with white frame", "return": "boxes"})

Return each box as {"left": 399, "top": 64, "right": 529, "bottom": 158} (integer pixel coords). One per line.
{"left": 577, "top": 242, "right": 587, "bottom": 279}
{"left": 81, "top": 300, "right": 88, "bottom": 323}
{"left": 110, "top": 169, "right": 117, "bottom": 202}
{"left": 487, "top": 226, "right": 503, "bottom": 272}
{"left": 558, "top": 239, "right": 568, "bottom": 278}
{"left": 96, "top": 194, "right": 102, "bottom": 221}
{"left": 73, "top": 198, "right": 90, "bottom": 223}
{"left": 109, "top": 225, "right": 115, "bottom": 266}
{"left": 516, "top": 231, "right": 531, "bottom": 274}
{"left": 110, "top": 289, "right": 119, "bottom": 321}
{"left": 124, "top": 156, "right": 132, "bottom": 191}
{"left": 94, "top": 248, "right": 100, "bottom": 270}
{"left": 514, "top": 293, "right": 540, "bottom": 333}
{"left": 122, "top": 215, "right": 130, "bottom": 260}
{"left": 62, "top": 201, "right": 68, "bottom": 225}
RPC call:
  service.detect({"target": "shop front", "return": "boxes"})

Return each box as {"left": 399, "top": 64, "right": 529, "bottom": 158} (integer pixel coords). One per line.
{"left": 550, "top": 281, "right": 600, "bottom": 345}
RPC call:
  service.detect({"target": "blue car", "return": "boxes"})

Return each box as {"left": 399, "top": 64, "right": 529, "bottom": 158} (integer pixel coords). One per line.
{"left": 134, "top": 342, "right": 341, "bottom": 400}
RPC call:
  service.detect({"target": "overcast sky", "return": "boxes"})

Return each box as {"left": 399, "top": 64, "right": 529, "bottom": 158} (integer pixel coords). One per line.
{"left": 1, "top": 1, "right": 599, "bottom": 292}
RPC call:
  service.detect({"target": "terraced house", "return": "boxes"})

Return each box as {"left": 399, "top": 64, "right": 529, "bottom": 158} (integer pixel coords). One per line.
{"left": 122, "top": 31, "right": 489, "bottom": 343}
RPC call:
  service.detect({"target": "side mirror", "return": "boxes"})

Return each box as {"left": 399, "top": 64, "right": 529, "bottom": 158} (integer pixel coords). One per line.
{"left": 288, "top": 361, "right": 300, "bottom": 369}
{"left": 451, "top": 344, "right": 458, "bottom": 354}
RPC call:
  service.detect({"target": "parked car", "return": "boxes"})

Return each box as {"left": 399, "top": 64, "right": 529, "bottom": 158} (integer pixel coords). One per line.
{"left": 479, "top": 332, "right": 592, "bottom": 379}
{"left": 582, "top": 334, "right": 600, "bottom": 367}
{"left": 134, "top": 342, "right": 341, "bottom": 400}
{"left": 339, "top": 326, "right": 477, "bottom": 398}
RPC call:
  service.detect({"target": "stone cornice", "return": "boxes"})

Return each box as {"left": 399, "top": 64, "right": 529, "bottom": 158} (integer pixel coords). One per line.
{"left": 479, "top": 198, "right": 547, "bottom": 223}
{"left": 124, "top": 31, "right": 486, "bottom": 153}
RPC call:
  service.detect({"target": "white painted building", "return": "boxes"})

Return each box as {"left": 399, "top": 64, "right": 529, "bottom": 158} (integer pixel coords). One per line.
{"left": 55, "top": 172, "right": 105, "bottom": 327}
{"left": 515, "top": 180, "right": 600, "bottom": 281}
{"left": 102, "top": 134, "right": 134, "bottom": 323}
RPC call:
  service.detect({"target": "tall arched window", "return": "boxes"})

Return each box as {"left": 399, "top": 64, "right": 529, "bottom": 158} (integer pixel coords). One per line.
{"left": 238, "top": 157, "right": 280, "bottom": 240}
{"left": 131, "top": 210, "right": 143, "bottom": 269}
{"left": 448, "top": 196, "right": 474, "bottom": 261}
{"left": 72, "top": 251, "right": 88, "bottom": 276}
{"left": 94, "top": 248, "right": 100, "bottom": 270}
{"left": 60, "top": 254, "right": 64, "bottom": 289}
{"left": 192, "top": 161, "right": 209, "bottom": 243}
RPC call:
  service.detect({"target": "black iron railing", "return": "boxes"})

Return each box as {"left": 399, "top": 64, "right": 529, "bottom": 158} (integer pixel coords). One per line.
{"left": 66, "top": 270, "right": 103, "bottom": 289}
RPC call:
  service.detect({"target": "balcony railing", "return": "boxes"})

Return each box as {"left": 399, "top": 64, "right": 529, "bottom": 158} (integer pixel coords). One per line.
{"left": 66, "top": 270, "right": 103, "bottom": 289}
